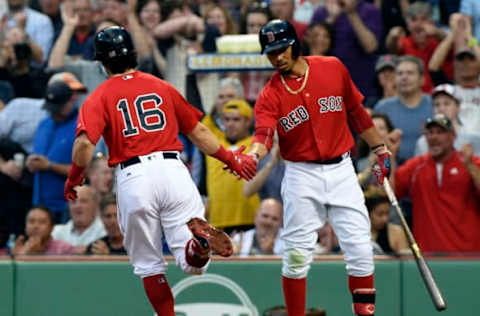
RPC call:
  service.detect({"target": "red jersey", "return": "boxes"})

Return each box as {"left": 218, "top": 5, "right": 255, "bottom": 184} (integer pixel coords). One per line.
{"left": 76, "top": 71, "right": 202, "bottom": 166}
{"left": 395, "top": 152, "right": 480, "bottom": 252}
{"left": 398, "top": 36, "right": 454, "bottom": 93}
{"left": 254, "top": 56, "right": 373, "bottom": 162}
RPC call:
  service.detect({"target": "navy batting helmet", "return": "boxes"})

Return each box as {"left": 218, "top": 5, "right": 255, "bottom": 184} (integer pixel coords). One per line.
{"left": 259, "top": 19, "right": 300, "bottom": 57}
{"left": 94, "top": 26, "right": 136, "bottom": 62}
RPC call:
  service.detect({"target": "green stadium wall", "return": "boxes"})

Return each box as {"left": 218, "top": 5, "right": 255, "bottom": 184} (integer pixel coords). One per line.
{"left": 0, "top": 257, "right": 479, "bottom": 316}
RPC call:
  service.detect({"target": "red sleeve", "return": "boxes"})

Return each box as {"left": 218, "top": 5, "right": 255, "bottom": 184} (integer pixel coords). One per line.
{"left": 336, "top": 58, "right": 373, "bottom": 134}
{"left": 76, "top": 94, "right": 106, "bottom": 144}
{"left": 394, "top": 157, "right": 421, "bottom": 199}
{"left": 472, "top": 155, "right": 480, "bottom": 195}
{"left": 168, "top": 83, "right": 203, "bottom": 135}
{"left": 253, "top": 84, "right": 279, "bottom": 148}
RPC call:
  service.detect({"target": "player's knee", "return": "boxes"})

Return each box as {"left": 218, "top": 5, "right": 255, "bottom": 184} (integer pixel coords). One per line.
{"left": 344, "top": 243, "right": 374, "bottom": 276}
{"left": 282, "top": 248, "right": 312, "bottom": 279}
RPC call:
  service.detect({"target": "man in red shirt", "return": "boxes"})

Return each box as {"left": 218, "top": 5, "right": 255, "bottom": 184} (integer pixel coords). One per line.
{"left": 63, "top": 26, "right": 256, "bottom": 316}
{"left": 394, "top": 114, "right": 480, "bottom": 253}
{"left": 247, "top": 20, "right": 390, "bottom": 316}
{"left": 386, "top": 2, "right": 452, "bottom": 93}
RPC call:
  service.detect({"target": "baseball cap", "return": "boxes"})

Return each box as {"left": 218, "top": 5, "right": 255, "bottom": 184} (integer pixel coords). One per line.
{"left": 375, "top": 55, "right": 397, "bottom": 73}
{"left": 43, "top": 81, "right": 74, "bottom": 113}
{"left": 455, "top": 47, "right": 477, "bottom": 60}
{"left": 222, "top": 99, "right": 253, "bottom": 118}
{"left": 48, "top": 72, "right": 87, "bottom": 93}
{"left": 432, "top": 84, "right": 460, "bottom": 103}
{"left": 425, "top": 113, "right": 454, "bottom": 132}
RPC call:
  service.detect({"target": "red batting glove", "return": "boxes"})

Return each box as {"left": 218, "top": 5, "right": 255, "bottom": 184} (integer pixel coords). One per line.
{"left": 212, "top": 145, "right": 257, "bottom": 180}
{"left": 64, "top": 162, "right": 86, "bottom": 201}
{"left": 371, "top": 145, "right": 391, "bottom": 185}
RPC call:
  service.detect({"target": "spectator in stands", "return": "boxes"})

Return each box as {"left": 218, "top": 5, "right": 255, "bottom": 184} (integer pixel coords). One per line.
{"left": 64, "top": 0, "right": 96, "bottom": 60}
{"left": 152, "top": 0, "right": 220, "bottom": 106}
{"left": 357, "top": 113, "right": 402, "bottom": 191}
{"left": 27, "top": 73, "right": 87, "bottom": 222}
{"left": 240, "top": 3, "right": 272, "bottom": 105}
{"left": 103, "top": 0, "right": 128, "bottom": 26}
{"left": 452, "top": 48, "right": 480, "bottom": 134}
{"left": 294, "top": 0, "right": 323, "bottom": 24}
{"left": 39, "top": 0, "right": 63, "bottom": 43}
{"left": 206, "top": 99, "right": 260, "bottom": 234}
{"left": 39, "top": 0, "right": 62, "bottom": 41}
{"left": 0, "top": 73, "right": 78, "bottom": 153}
{"left": 394, "top": 114, "right": 480, "bottom": 253}
{"left": 313, "top": 222, "right": 340, "bottom": 255}
{"left": 11, "top": 206, "right": 75, "bottom": 255}
{"left": 0, "top": 138, "right": 32, "bottom": 249}
{"left": 128, "top": 0, "right": 166, "bottom": 78}
{"left": 86, "top": 153, "right": 114, "bottom": 199}
{"left": 374, "top": 56, "right": 433, "bottom": 165}
{"left": 192, "top": 77, "right": 244, "bottom": 194}
{"left": 240, "top": 1, "right": 272, "bottom": 35}
{"left": 302, "top": 22, "right": 333, "bottom": 56}
{"left": 365, "top": 192, "right": 409, "bottom": 255}
{"left": 86, "top": 193, "right": 126, "bottom": 254}
{"left": 52, "top": 185, "right": 107, "bottom": 246}
{"left": 0, "top": 26, "right": 51, "bottom": 98}
{"left": 460, "top": 0, "right": 480, "bottom": 41}
{"left": 311, "top": 0, "right": 382, "bottom": 105}
{"left": 48, "top": 17, "right": 119, "bottom": 105}
{"left": 415, "top": 84, "right": 480, "bottom": 156}
{"left": 270, "top": 0, "right": 307, "bottom": 41}
{"left": 243, "top": 133, "right": 285, "bottom": 201}
{"left": 203, "top": 3, "right": 237, "bottom": 35}
{"left": 232, "top": 198, "right": 284, "bottom": 256}
{"left": 386, "top": 2, "right": 451, "bottom": 93}
{"left": 375, "top": 54, "right": 398, "bottom": 103}
{"left": 7, "top": 0, "right": 54, "bottom": 60}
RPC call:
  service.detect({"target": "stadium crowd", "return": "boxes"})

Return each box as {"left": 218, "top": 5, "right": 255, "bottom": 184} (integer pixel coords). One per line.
{"left": 0, "top": 0, "right": 479, "bottom": 257}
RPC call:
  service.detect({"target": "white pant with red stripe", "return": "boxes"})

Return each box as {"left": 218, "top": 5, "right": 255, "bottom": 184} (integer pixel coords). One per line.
{"left": 115, "top": 151, "right": 208, "bottom": 278}
{"left": 281, "top": 157, "right": 374, "bottom": 279}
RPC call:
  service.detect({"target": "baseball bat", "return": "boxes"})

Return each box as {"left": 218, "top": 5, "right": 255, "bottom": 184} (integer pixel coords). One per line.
{"left": 383, "top": 179, "right": 447, "bottom": 311}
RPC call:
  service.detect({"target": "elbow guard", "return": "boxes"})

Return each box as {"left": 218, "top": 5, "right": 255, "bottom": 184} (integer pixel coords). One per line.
{"left": 253, "top": 127, "right": 274, "bottom": 151}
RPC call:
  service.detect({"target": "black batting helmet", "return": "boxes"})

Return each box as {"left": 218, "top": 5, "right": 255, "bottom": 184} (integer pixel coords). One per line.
{"left": 94, "top": 26, "right": 136, "bottom": 62}
{"left": 259, "top": 19, "right": 300, "bottom": 57}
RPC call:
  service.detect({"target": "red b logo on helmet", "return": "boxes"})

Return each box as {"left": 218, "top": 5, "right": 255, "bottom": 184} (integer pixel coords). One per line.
{"left": 266, "top": 31, "right": 275, "bottom": 43}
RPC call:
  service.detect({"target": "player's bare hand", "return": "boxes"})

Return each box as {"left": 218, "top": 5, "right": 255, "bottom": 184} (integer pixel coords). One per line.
{"left": 91, "top": 240, "right": 110, "bottom": 255}
{"left": 26, "top": 154, "right": 50, "bottom": 173}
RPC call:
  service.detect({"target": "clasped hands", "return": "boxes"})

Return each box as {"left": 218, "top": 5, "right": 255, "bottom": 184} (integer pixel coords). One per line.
{"left": 223, "top": 145, "right": 258, "bottom": 181}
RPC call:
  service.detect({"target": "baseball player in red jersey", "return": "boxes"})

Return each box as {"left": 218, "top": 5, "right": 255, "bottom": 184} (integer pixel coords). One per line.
{"left": 63, "top": 26, "right": 256, "bottom": 316}
{"left": 247, "top": 20, "right": 391, "bottom": 316}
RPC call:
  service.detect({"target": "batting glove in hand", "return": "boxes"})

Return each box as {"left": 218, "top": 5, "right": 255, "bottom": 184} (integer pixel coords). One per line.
{"left": 372, "top": 145, "right": 391, "bottom": 185}
{"left": 64, "top": 163, "right": 86, "bottom": 201}
{"left": 223, "top": 145, "right": 257, "bottom": 181}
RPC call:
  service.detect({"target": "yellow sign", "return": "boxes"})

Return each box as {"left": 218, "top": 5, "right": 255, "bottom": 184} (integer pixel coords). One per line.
{"left": 187, "top": 53, "right": 274, "bottom": 72}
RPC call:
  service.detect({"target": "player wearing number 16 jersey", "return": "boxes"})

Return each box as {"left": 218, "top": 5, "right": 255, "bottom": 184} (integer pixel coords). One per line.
{"left": 247, "top": 20, "right": 392, "bottom": 316}
{"left": 63, "top": 26, "right": 256, "bottom": 316}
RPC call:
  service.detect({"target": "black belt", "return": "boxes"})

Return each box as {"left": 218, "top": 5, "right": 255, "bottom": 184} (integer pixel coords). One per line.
{"left": 307, "top": 152, "right": 349, "bottom": 165}
{"left": 120, "top": 152, "right": 178, "bottom": 169}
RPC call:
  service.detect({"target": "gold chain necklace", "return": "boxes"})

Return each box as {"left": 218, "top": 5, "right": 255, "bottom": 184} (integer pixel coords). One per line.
{"left": 280, "top": 60, "right": 309, "bottom": 95}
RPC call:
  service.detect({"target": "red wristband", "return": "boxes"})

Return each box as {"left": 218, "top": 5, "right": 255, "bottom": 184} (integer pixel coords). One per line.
{"left": 68, "top": 162, "right": 85, "bottom": 183}
{"left": 211, "top": 145, "right": 232, "bottom": 164}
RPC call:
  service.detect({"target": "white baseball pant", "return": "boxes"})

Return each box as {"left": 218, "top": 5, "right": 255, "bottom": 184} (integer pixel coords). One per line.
{"left": 280, "top": 156, "right": 374, "bottom": 279}
{"left": 115, "top": 151, "right": 208, "bottom": 278}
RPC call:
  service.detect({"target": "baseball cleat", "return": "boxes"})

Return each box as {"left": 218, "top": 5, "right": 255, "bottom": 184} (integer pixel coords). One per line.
{"left": 187, "top": 218, "right": 233, "bottom": 257}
